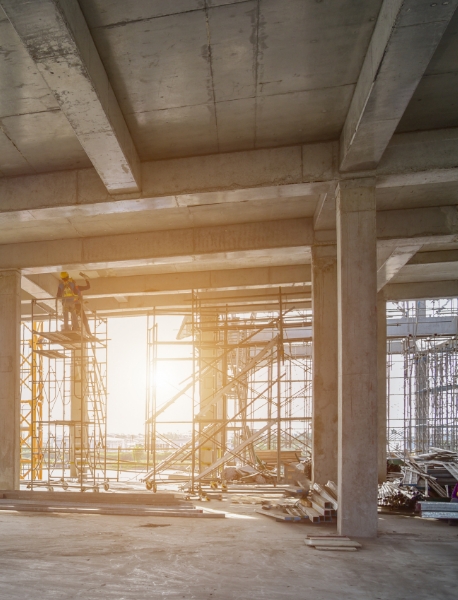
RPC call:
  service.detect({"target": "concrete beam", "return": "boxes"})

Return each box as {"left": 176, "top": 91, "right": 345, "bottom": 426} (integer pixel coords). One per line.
{"left": 377, "top": 244, "right": 422, "bottom": 291}
{"left": 340, "top": 0, "right": 458, "bottom": 172}
{"left": 384, "top": 280, "right": 458, "bottom": 301}
{"left": 0, "top": 0, "right": 140, "bottom": 193}
{"left": 313, "top": 183, "right": 337, "bottom": 232}
{"left": 53, "top": 265, "right": 312, "bottom": 298}
{"left": 0, "top": 219, "right": 314, "bottom": 273}
{"left": 376, "top": 206, "right": 458, "bottom": 244}
{"left": 22, "top": 288, "right": 311, "bottom": 318}
{"left": 0, "top": 130, "right": 457, "bottom": 221}
{"left": 2, "top": 203, "right": 457, "bottom": 273}
{"left": 377, "top": 129, "right": 458, "bottom": 188}
{"left": 21, "top": 274, "right": 58, "bottom": 312}
{"left": 406, "top": 249, "right": 458, "bottom": 266}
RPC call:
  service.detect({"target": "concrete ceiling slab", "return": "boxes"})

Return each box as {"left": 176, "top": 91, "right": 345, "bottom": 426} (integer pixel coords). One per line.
{"left": 125, "top": 104, "right": 218, "bottom": 160}
{"left": 208, "top": 1, "right": 257, "bottom": 103}
{"left": 256, "top": 86, "right": 355, "bottom": 147}
{"left": 0, "top": 111, "right": 91, "bottom": 174}
{"left": 397, "top": 8, "right": 458, "bottom": 132}
{"left": 0, "top": 15, "right": 59, "bottom": 119}
{"left": 215, "top": 98, "right": 256, "bottom": 152}
{"left": 257, "top": 0, "right": 381, "bottom": 97}
{"left": 79, "top": 0, "right": 205, "bottom": 29}
{"left": 90, "top": 10, "right": 212, "bottom": 116}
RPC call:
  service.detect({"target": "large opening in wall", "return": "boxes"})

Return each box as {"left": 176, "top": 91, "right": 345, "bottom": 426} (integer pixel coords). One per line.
{"left": 387, "top": 298, "right": 458, "bottom": 457}
{"left": 19, "top": 293, "right": 313, "bottom": 493}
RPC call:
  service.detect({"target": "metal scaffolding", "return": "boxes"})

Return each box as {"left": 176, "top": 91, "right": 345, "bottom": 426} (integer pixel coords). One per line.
{"left": 387, "top": 299, "right": 458, "bottom": 455}
{"left": 144, "top": 292, "right": 312, "bottom": 491}
{"left": 20, "top": 299, "right": 108, "bottom": 490}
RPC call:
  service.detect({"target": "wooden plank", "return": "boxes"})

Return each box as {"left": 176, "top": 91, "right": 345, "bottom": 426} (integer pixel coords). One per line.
{"left": 313, "top": 547, "right": 357, "bottom": 552}
{"left": 301, "top": 506, "right": 321, "bottom": 523}
{"left": 311, "top": 501, "right": 333, "bottom": 517}
{"left": 312, "top": 483, "right": 338, "bottom": 510}
{"left": 0, "top": 490, "right": 183, "bottom": 505}
{"left": 0, "top": 504, "right": 224, "bottom": 518}
{"left": 305, "top": 539, "right": 361, "bottom": 548}
{"left": 324, "top": 481, "right": 338, "bottom": 500}
{"left": 256, "top": 509, "right": 301, "bottom": 522}
{"left": 310, "top": 492, "right": 333, "bottom": 509}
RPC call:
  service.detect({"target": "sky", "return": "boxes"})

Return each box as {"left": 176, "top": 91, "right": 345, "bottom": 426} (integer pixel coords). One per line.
{"left": 106, "top": 315, "right": 194, "bottom": 435}
{"left": 106, "top": 316, "right": 148, "bottom": 434}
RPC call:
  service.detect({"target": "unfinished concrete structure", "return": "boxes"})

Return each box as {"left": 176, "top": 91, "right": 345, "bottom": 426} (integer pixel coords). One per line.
{"left": 1, "top": 0, "right": 458, "bottom": 541}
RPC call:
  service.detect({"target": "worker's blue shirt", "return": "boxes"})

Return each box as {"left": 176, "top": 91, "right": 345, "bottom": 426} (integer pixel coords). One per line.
{"left": 57, "top": 279, "right": 90, "bottom": 304}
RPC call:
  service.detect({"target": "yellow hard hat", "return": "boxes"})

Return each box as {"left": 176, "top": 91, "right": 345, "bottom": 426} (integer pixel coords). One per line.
{"left": 60, "top": 271, "right": 69, "bottom": 279}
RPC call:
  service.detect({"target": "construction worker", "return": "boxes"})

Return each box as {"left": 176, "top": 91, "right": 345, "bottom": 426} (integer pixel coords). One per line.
{"left": 57, "top": 272, "right": 91, "bottom": 335}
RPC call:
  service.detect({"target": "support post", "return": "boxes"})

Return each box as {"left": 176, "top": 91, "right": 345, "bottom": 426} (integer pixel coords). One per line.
{"left": 312, "top": 244, "right": 338, "bottom": 485}
{"left": 337, "top": 178, "right": 378, "bottom": 538}
{"left": 377, "top": 292, "right": 387, "bottom": 483}
{"left": 70, "top": 346, "right": 88, "bottom": 483}
{"left": 0, "top": 270, "right": 21, "bottom": 490}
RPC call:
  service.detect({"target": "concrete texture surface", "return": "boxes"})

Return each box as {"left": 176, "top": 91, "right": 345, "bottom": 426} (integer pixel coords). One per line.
{"left": 0, "top": 502, "right": 457, "bottom": 599}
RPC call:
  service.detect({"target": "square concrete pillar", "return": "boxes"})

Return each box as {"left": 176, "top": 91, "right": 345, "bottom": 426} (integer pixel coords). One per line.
{"left": 0, "top": 270, "right": 21, "bottom": 490}
{"left": 377, "top": 293, "right": 387, "bottom": 484}
{"left": 336, "top": 179, "right": 378, "bottom": 538}
{"left": 312, "top": 244, "right": 338, "bottom": 485}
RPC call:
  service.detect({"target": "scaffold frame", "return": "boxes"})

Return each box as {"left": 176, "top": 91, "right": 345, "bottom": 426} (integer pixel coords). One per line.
{"left": 20, "top": 299, "right": 108, "bottom": 491}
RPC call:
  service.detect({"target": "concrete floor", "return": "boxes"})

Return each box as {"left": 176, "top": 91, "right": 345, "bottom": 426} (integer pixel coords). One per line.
{"left": 0, "top": 502, "right": 457, "bottom": 599}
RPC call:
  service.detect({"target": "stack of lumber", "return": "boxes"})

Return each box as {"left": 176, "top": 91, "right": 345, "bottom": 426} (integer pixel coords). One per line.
{"left": 304, "top": 535, "right": 362, "bottom": 552}
{"left": 0, "top": 490, "right": 224, "bottom": 518}
{"left": 418, "top": 501, "right": 458, "bottom": 521}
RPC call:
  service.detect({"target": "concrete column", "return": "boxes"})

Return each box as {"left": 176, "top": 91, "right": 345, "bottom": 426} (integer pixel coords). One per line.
{"left": 377, "top": 293, "right": 387, "bottom": 484}
{"left": 336, "top": 178, "right": 378, "bottom": 538}
{"left": 311, "top": 244, "right": 338, "bottom": 485}
{"left": 0, "top": 270, "right": 21, "bottom": 489}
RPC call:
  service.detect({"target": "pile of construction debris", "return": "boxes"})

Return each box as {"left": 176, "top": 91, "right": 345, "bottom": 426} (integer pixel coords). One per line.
{"left": 379, "top": 447, "right": 458, "bottom": 513}
{"left": 256, "top": 481, "right": 337, "bottom": 524}
{"left": 378, "top": 481, "right": 422, "bottom": 510}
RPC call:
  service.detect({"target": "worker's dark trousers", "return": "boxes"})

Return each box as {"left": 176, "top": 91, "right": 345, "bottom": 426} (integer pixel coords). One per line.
{"left": 63, "top": 302, "right": 91, "bottom": 335}
{"left": 63, "top": 303, "right": 79, "bottom": 330}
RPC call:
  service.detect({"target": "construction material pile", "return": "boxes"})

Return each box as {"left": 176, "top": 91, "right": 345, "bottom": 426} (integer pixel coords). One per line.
{"left": 378, "top": 480, "right": 423, "bottom": 510}
{"left": 256, "top": 481, "right": 337, "bottom": 524}
{"left": 379, "top": 447, "right": 458, "bottom": 511}
{"left": 401, "top": 448, "right": 458, "bottom": 498}
{"left": 418, "top": 501, "right": 458, "bottom": 521}
{"left": 0, "top": 490, "right": 224, "bottom": 519}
